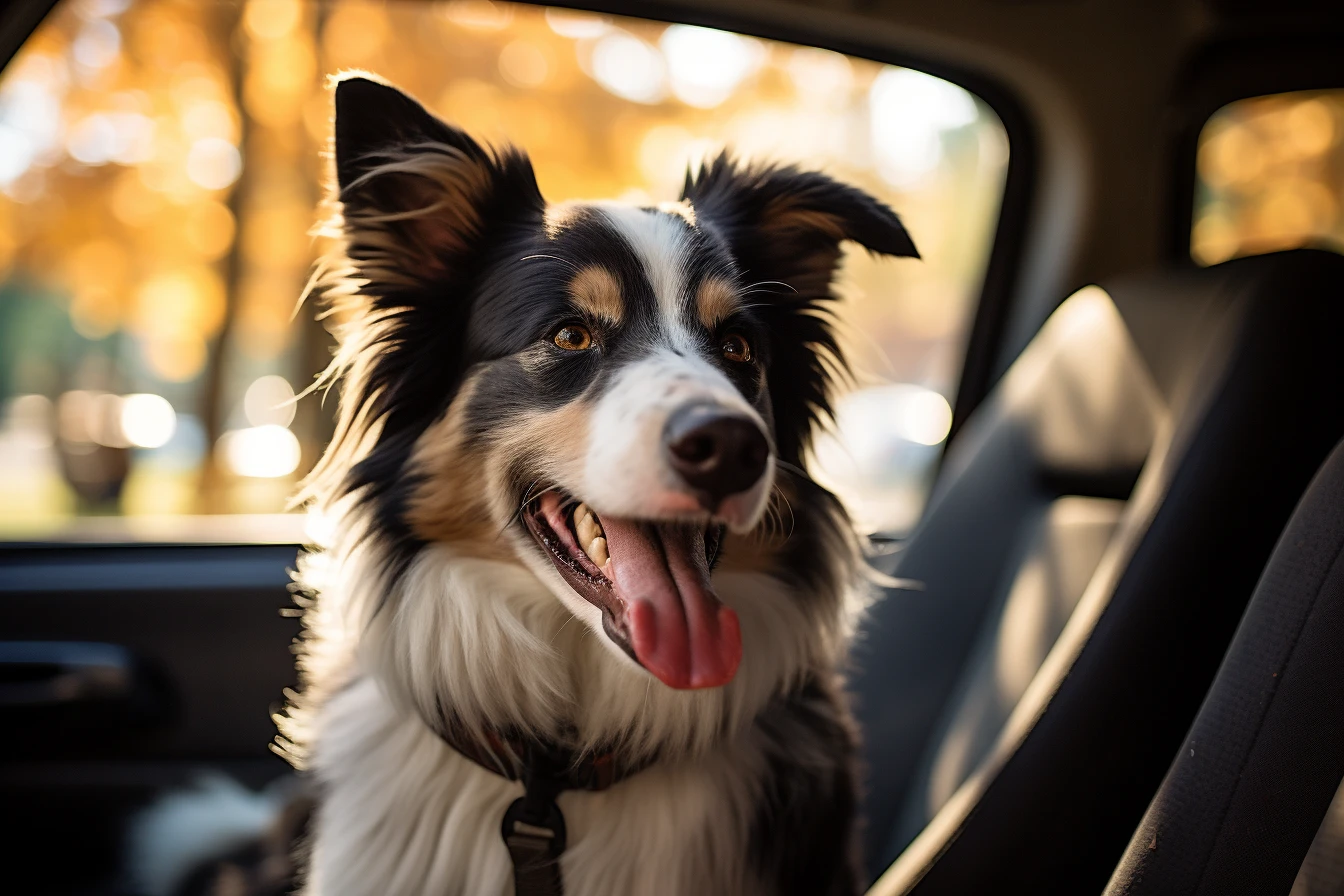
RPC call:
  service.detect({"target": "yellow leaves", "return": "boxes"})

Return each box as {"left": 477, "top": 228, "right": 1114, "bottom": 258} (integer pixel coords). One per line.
{"left": 1194, "top": 91, "right": 1344, "bottom": 266}
{"left": 184, "top": 200, "right": 237, "bottom": 261}
{"left": 131, "top": 267, "right": 226, "bottom": 380}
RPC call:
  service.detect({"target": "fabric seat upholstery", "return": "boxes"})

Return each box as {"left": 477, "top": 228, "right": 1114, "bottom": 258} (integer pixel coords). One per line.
{"left": 853, "top": 249, "right": 1344, "bottom": 894}
{"left": 1106, "top": 436, "right": 1344, "bottom": 896}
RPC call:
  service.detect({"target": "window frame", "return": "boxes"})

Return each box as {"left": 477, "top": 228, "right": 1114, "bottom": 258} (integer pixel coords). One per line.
{"left": 1168, "top": 34, "right": 1344, "bottom": 266}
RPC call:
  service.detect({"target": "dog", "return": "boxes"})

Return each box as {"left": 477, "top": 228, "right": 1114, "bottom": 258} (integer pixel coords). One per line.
{"left": 262, "top": 71, "right": 918, "bottom": 896}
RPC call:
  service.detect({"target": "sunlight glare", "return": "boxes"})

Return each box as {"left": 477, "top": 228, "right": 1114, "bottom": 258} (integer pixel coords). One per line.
{"left": 185, "top": 137, "right": 241, "bottom": 190}
{"left": 660, "top": 26, "right": 761, "bottom": 108}
{"left": 590, "top": 32, "right": 666, "bottom": 105}
{"left": 220, "top": 424, "right": 301, "bottom": 478}
{"left": 120, "top": 393, "right": 177, "bottom": 449}
{"left": 870, "top": 67, "right": 979, "bottom": 187}
{"left": 243, "top": 375, "right": 296, "bottom": 428}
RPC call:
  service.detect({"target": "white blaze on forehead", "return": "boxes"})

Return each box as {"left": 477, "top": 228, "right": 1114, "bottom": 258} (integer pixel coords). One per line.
{"left": 597, "top": 203, "right": 694, "bottom": 340}
{"left": 581, "top": 347, "right": 772, "bottom": 529}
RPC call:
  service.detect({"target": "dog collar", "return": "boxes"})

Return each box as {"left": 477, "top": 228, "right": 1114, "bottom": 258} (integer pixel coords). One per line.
{"left": 442, "top": 724, "right": 642, "bottom": 791}
{"left": 436, "top": 721, "right": 652, "bottom": 896}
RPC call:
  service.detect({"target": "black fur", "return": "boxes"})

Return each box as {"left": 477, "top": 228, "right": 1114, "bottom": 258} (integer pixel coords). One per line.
{"left": 327, "top": 76, "right": 545, "bottom": 580}
{"left": 750, "top": 677, "right": 864, "bottom": 896}
{"left": 683, "top": 155, "right": 919, "bottom": 464}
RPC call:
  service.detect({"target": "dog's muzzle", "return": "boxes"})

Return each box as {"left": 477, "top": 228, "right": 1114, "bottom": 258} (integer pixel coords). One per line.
{"left": 663, "top": 403, "right": 770, "bottom": 513}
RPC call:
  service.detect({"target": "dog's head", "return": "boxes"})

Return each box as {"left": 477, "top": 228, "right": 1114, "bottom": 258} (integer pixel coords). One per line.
{"left": 311, "top": 75, "right": 917, "bottom": 692}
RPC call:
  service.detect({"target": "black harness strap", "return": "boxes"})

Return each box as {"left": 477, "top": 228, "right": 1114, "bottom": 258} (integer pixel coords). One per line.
{"left": 435, "top": 722, "right": 651, "bottom": 896}
{"left": 501, "top": 751, "right": 568, "bottom": 896}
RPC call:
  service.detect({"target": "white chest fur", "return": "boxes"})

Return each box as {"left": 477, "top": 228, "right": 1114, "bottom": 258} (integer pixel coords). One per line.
{"left": 288, "top": 538, "right": 853, "bottom": 896}
{"left": 306, "top": 676, "right": 770, "bottom": 896}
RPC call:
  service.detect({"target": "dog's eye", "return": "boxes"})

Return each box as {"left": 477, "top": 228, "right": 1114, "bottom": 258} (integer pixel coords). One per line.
{"left": 552, "top": 325, "right": 593, "bottom": 351}
{"left": 721, "top": 333, "right": 752, "bottom": 363}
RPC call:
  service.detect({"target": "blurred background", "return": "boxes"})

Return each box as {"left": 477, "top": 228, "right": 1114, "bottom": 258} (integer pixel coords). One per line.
{"left": 1, "top": 0, "right": 1341, "bottom": 543}
{"left": 1192, "top": 90, "right": 1344, "bottom": 266}
{"left": 8, "top": 1, "right": 1338, "bottom": 545}
{"left": 0, "top": 0, "right": 1012, "bottom": 539}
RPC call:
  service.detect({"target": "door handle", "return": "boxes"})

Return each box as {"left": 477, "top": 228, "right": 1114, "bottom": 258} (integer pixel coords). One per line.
{"left": 0, "top": 641, "right": 134, "bottom": 708}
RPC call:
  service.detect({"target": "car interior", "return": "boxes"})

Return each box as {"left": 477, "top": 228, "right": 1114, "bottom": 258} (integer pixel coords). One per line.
{"left": 1, "top": 0, "right": 1342, "bottom": 894}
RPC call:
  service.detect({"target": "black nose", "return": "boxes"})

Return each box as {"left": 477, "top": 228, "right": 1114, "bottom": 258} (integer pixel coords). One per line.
{"left": 663, "top": 404, "right": 770, "bottom": 508}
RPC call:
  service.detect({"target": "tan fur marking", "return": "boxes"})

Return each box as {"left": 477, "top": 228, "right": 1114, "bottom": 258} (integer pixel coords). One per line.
{"left": 496, "top": 406, "right": 592, "bottom": 487}
{"left": 404, "top": 373, "right": 513, "bottom": 559}
{"left": 761, "top": 197, "right": 845, "bottom": 242}
{"left": 543, "top": 202, "right": 584, "bottom": 238}
{"left": 696, "top": 277, "right": 741, "bottom": 329}
{"left": 656, "top": 199, "right": 697, "bottom": 228}
{"left": 407, "top": 371, "right": 594, "bottom": 560}
{"left": 568, "top": 266, "right": 624, "bottom": 325}
{"left": 343, "top": 145, "right": 492, "bottom": 269}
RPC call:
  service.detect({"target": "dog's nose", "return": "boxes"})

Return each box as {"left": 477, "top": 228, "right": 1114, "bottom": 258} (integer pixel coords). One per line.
{"left": 663, "top": 404, "right": 770, "bottom": 508}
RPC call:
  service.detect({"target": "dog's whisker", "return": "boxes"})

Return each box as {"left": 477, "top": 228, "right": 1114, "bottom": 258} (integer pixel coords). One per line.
{"left": 521, "top": 253, "right": 581, "bottom": 272}
{"left": 550, "top": 613, "right": 578, "bottom": 645}
{"left": 516, "top": 477, "right": 545, "bottom": 508}
{"left": 772, "top": 484, "right": 798, "bottom": 542}
{"left": 500, "top": 480, "right": 562, "bottom": 538}
{"left": 740, "top": 279, "right": 798, "bottom": 294}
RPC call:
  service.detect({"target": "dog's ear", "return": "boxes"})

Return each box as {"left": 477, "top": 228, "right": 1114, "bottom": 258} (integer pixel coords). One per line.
{"left": 681, "top": 153, "right": 918, "bottom": 462}
{"left": 330, "top": 74, "right": 543, "bottom": 286}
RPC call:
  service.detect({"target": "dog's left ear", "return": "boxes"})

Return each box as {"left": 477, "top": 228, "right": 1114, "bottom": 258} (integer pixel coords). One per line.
{"left": 681, "top": 153, "right": 918, "bottom": 288}
{"left": 681, "top": 154, "right": 918, "bottom": 462}
{"left": 331, "top": 73, "right": 543, "bottom": 287}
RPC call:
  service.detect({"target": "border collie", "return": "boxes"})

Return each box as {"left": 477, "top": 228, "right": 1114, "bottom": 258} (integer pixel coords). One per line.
{"left": 262, "top": 72, "right": 917, "bottom": 896}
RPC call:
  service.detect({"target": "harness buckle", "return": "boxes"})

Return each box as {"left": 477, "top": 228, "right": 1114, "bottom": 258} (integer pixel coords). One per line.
{"left": 501, "top": 757, "right": 568, "bottom": 896}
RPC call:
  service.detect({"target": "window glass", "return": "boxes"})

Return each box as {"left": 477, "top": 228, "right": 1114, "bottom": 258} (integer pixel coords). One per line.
{"left": 0, "top": 0, "right": 1008, "bottom": 540}
{"left": 1193, "top": 89, "right": 1344, "bottom": 266}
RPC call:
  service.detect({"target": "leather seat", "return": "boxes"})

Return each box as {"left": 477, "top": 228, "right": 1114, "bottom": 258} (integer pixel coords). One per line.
{"left": 851, "top": 249, "right": 1344, "bottom": 894}
{"left": 1105, "top": 435, "right": 1344, "bottom": 895}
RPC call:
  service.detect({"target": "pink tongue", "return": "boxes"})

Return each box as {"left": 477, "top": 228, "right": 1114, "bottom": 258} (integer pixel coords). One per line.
{"left": 602, "top": 519, "right": 741, "bottom": 690}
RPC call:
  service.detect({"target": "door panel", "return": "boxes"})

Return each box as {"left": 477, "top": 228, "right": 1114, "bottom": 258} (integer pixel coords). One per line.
{"left": 0, "top": 544, "right": 299, "bottom": 894}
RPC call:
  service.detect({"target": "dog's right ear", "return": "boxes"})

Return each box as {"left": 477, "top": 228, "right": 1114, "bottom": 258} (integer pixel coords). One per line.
{"left": 330, "top": 74, "right": 544, "bottom": 287}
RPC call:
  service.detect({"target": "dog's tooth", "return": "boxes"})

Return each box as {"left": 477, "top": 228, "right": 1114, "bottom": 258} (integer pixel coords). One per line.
{"left": 587, "top": 536, "right": 608, "bottom": 568}
{"left": 576, "top": 513, "right": 598, "bottom": 547}
{"left": 575, "top": 502, "right": 590, "bottom": 520}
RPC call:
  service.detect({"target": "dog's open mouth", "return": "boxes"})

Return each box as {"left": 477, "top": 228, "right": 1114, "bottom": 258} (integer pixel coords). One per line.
{"left": 523, "top": 492, "right": 740, "bottom": 690}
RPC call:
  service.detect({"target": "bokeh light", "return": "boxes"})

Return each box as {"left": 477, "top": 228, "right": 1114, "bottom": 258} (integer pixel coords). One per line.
{"left": 659, "top": 26, "right": 762, "bottom": 109}
{"left": 185, "top": 137, "right": 242, "bottom": 190}
{"left": 544, "top": 8, "right": 607, "bottom": 39}
{"left": 0, "top": 0, "right": 1010, "bottom": 537}
{"left": 810, "top": 384, "right": 955, "bottom": 534}
{"left": 219, "top": 424, "right": 301, "bottom": 478}
{"left": 589, "top": 31, "right": 666, "bottom": 105}
{"left": 243, "top": 375, "right": 296, "bottom": 427}
{"left": 498, "top": 40, "right": 548, "bottom": 88}
{"left": 120, "top": 393, "right": 177, "bottom": 448}
{"left": 1193, "top": 90, "right": 1344, "bottom": 265}
{"left": 870, "top": 67, "right": 979, "bottom": 187}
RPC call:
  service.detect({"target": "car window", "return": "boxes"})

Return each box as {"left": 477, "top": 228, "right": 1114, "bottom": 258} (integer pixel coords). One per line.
{"left": 1192, "top": 89, "right": 1344, "bottom": 266}
{"left": 0, "top": 0, "right": 1008, "bottom": 541}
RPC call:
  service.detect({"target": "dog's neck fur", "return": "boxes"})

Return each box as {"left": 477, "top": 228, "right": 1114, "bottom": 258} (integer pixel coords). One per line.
{"left": 282, "top": 497, "right": 861, "bottom": 896}
{"left": 281, "top": 494, "right": 856, "bottom": 773}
